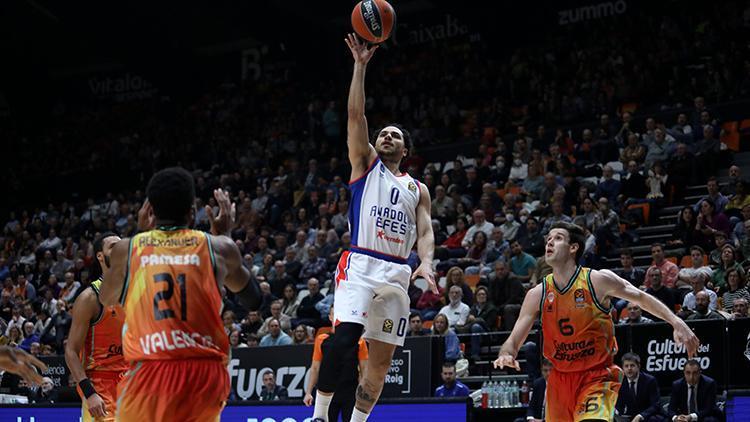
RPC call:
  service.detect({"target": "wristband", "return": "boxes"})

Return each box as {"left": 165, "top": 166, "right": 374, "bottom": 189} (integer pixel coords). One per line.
{"left": 79, "top": 378, "right": 97, "bottom": 399}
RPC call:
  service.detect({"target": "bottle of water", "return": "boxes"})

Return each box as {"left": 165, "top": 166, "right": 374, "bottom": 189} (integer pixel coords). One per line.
{"left": 500, "top": 381, "right": 508, "bottom": 408}
{"left": 520, "top": 379, "right": 530, "bottom": 406}
{"left": 487, "top": 381, "right": 495, "bottom": 408}
{"left": 481, "top": 381, "right": 488, "bottom": 409}
{"left": 511, "top": 380, "right": 520, "bottom": 407}
{"left": 506, "top": 380, "right": 513, "bottom": 407}
{"left": 490, "top": 382, "right": 500, "bottom": 409}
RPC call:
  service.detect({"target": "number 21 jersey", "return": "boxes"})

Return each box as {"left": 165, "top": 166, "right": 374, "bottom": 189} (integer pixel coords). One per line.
{"left": 119, "top": 229, "right": 229, "bottom": 363}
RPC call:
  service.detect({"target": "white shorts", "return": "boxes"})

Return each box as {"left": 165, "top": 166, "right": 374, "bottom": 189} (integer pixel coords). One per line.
{"left": 333, "top": 249, "right": 411, "bottom": 346}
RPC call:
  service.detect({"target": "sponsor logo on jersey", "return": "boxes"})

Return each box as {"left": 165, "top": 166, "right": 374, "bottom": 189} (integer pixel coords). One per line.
{"left": 551, "top": 338, "right": 596, "bottom": 362}
{"left": 574, "top": 288, "right": 585, "bottom": 308}
{"left": 376, "top": 229, "right": 405, "bottom": 244}
{"left": 382, "top": 319, "right": 394, "bottom": 333}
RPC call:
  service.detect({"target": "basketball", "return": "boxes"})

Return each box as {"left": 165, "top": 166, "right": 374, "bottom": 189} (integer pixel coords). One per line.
{"left": 351, "top": 0, "right": 395, "bottom": 44}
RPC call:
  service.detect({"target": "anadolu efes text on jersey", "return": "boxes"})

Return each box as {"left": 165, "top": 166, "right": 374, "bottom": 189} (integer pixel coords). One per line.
{"left": 349, "top": 158, "right": 419, "bottom": 261}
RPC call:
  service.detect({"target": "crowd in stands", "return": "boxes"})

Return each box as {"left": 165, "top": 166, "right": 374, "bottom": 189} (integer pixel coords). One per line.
{"left": 1, "top": 0, "right": 750, "bottom": 403}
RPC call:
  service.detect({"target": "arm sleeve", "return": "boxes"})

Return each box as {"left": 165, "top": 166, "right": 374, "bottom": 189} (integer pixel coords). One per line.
{"left": 312, "top": 334, "right": 327, "bottom": 362}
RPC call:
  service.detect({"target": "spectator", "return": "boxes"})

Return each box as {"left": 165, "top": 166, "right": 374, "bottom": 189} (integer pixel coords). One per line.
{"left": 620, "top": 134, "right": 646, "bottom": 165}
{"left": 668, "top": 359, "right": 721, "bottom": 422}
{"left": 416, "top": 283, "right": 445, "bottom": 321}
{"left": 258, "top": 369, "right": 289, "bottom": 401}
{"left": 295, "top": 278, "right": 324, "bottom": 328}
{"left": 59, "top": 272, "right": 81, "bottom": 304}
{"left": 462, "top": 210, "right": 495, "bottom": 248}
{"left": 229, "top": 330, "right": 247, "bottom": 348}
{"left": 508, "top": 240, "right": 536, "bottom": 284}
{"left": 406, "top": 312, "right": 430, "bottom": 336}
{"left": 2, "top": 325, "right": 23, "bottom": 347}
{"left": 712, "top": 244, "right": 743, "bottom": 293}
{"left": 222, "top": 310, "right": 241, "bottom": 336}
{"left": 269, "top": 260, "right": 295, "bottom": 297}
{"left": 725, "top": 180, "right": 750, "bottom": 217}
{"left": 431, "top": 313, "right": 461, "bottom": 362}
{"left": 33, "top": 309, "right": 54, "bottom": 344}
{"left": 18, "top": 321, "right": 39, "bottom": 352}
{"left": 435, "top": 216, "right": 468, "bottom": 261}
{"left": 670, "top": 207, "right": 701, "bottom": 249}
{"left": 542, "top": 200, "right": 572, "bottom": 235}
{"left": 615, "top": 353, "right": 663, "bottom": 422}
{"left": 439, "top": 286, "right": 470, "bottom": 329}
{"left": 444, "top": 267, "right": 474, "bottom": 306}
{"left": 685, "top": 291, "right": 724, "bottom": 321}
{"left": 32, "top": 377, "right": 59, "bottom": 404}
{"left": 645, "top": 162, "right": 668, "bottom": 200}
{"left": 298, "top": 246, "right": 328, "bottom": 282}
{"left": 451, "top": 231, "right": 489, "bottom": 278}
{"left": 618, "top": 303, "right": 653, "bottom": 325}
{"left": 676, "top": 246, "right": 710, "bottom": 290}
{"left": 281, "top": 284, "right": 299, "bottom": 318}
{"left": 615, "top": 249, "right": 646, "bottom": 289}
{"left": 51, "top": 250, "right": 74, "bottom": 281}
{"left": 644, "top": 129, "right": 675, "bottom": 168}
{"left": 434, "top": 362, "right": 469, "bottom": 398}
{"left": 595, "top": 165, "right": 621, "bottom": 206}
{"left": 524, "top": 359, "right": 553, "bottom": 422}
{"left": 696, "top": 198, "right": 731, "bottom": 249}
{"left": 259, "top": 319, "right": 293, "bottom": 347}
{"left": 644, "top": 244, "right": 679, "bottom": 289}
{"left": 14, "top": 275, "right": 36, "bottom": 304}
{"left": 484, "top": 260, "right": 525, "bottom": 330}
{"left": 731, "top": 298, "right": 749, "bottom": 319}
{"left": 722, "top": 268, "right": 750, "bottom": 313}
{"left": 241, "top": 310, "right": 263, "bottom": 338}
{"left": 283, "top": 248, "right": 302, "bottom": 283}
{"left": 594, "top": 197, "right": 621, "bottom": 252}
{"left": 459, "top": 286, "right": 497, "bottom": 360}
{"left": 682, "top": 271, "right": 718, "bottom": 314}
{"left": 643, "top": 269, "right": 677, "bottom": 320}
{"left": 517, "top": 217, "right": 545, "bottom": 258}
{"left": 432, "top": 185, "right": 455, "bottom": 223}
{"left": 292, "top": 324, "right": 312, "bottom": 345}
{"left": 499, "top": 211, "right": 522, "bottom": 242}
{"left": 620, "top": 160, "right": 648, "bottom": 203}
{"left": 708, "top": 232, "right": 729, "bottom": 267}
{"left": 258, "top": 301, "right": 292, "bottom": 337}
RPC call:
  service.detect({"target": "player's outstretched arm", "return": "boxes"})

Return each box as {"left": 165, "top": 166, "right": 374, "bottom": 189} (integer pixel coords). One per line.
{"left": 411, "top": 183, "right": 438, "bottom": 293}
{"left": 494, "top": 284, "right": 542, "bottom": 370}
{"left": 100, "top": 239, "right": 130, "bottom": 307}
{"left": 592, "top": 269, "right": 700, "bottom": 357}
{"left": 65, "top": 289, "right": 108, "bottom": 418}
{"left": 344, "top": 33, "right": 378, "bottom": 176}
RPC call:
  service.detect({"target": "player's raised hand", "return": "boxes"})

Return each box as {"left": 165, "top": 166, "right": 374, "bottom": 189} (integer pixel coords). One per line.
{"left": 0, "top": 346, "right": 47, "bottom": 386}
{"left": 345, "top": 33, "right": 378, "bottom": 65}
{"left": 207, "top": 189, "right": 236, "bottom": 237}
{"left": 411, "top": 262, "right": 438, "bottom": 294}
{"left": 137, "top": 199, "right": 156, "bottom": 232}
{"left": 493, "top": 353, "right": 521, "bottom": 371}
{"left": 672, "top": 319, "right": 700, "bottom": 358}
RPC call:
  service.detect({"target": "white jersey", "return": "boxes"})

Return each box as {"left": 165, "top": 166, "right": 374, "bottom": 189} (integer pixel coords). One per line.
{"left": 348, "top": 157, "right": 420, "bottom": 263}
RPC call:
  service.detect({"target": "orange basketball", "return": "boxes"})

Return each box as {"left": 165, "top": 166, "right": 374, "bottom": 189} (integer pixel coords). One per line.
{"left": 351, "top": 0, "right": 395, "bottom": 44}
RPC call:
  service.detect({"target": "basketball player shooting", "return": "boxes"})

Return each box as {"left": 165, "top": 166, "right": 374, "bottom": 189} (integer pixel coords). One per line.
{"left": 311, "top": 33, "right": 437, "bottom": 422}
{"left": 494, "top": 222, "right": 699, "bottom": 421}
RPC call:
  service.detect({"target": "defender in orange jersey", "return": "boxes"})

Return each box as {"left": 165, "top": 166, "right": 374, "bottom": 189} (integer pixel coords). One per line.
{"left": 99, "top": 167, "right": 261, "bottom": 422}
{"left": 494, "top": 222, "right": 699, "bottom": 421}
{"left": 66, "top": 232, "right": 127, "bottom": 422}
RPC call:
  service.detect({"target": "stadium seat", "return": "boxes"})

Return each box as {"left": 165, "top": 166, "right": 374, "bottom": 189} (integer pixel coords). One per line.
{"left": 721, "top": 121, "right": 740, "bottom": 152}
{"left": 627, "top": 203, "right": 650, "bottom": 225}
{"left": 316, "top": 326, "right": 333, "bottom": 336}
{"left": 423, "top": 320, "right": 433, "bottom": 330}
{"left": 464, "top": 274, "right": 481, "bottom": 290}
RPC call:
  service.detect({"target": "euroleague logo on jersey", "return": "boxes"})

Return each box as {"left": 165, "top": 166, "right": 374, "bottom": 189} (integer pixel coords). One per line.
{"left": 545, "top": 291, "right": 554, "bottom": 312}
{"left": 574, "top": 289, "right": 586, "bottom": 308}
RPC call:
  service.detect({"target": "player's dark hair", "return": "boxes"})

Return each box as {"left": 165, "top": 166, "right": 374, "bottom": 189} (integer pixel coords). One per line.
{"left": 146, "top": 167, "right": 195, "bottom": 225}
{"left": 93, "top": 232, "right": 118, "bottom": 256}
{"left": 550, "top": 221, "right": 586, "bottom": 261}
{"left": 372, "top": 123, "right": 412, "bottom": 154}
{"left": 622, "top": 352, "right": 641, "bottom": 366}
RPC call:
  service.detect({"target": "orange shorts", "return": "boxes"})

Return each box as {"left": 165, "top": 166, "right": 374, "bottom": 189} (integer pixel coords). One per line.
{"left": 115, "top": 359, "right": 229, "bottom": 422}
{"left": 79, "top": 371, "right": 125, "bottom": 422}
{"left": 545, "top": 364, "right": 623, "bottom": 422}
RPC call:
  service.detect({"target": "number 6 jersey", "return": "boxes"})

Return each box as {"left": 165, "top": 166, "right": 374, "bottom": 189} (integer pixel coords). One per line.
{"left": 119, "top": 228, "right": 229, "bottom": 363}
{"left": 540, "top": 266, "right": 618, "bottom": 372}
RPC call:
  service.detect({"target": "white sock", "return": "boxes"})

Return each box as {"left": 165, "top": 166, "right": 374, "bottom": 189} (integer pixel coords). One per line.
{"left": 313, "top": 391, "right": 333, "bottom": 420}
{"left": 350, "top": 408, "right": 370, "bottom": 422}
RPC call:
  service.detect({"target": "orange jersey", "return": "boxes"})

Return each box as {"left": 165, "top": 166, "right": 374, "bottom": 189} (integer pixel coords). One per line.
{"left": 540, "top": 266, "right": 618, "bottom": 372}
{"left": 81, "top": 279, "right": 127, "bottom": 373}
{"left": 120, "top": 228, "right": 228, "bottom": 363}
